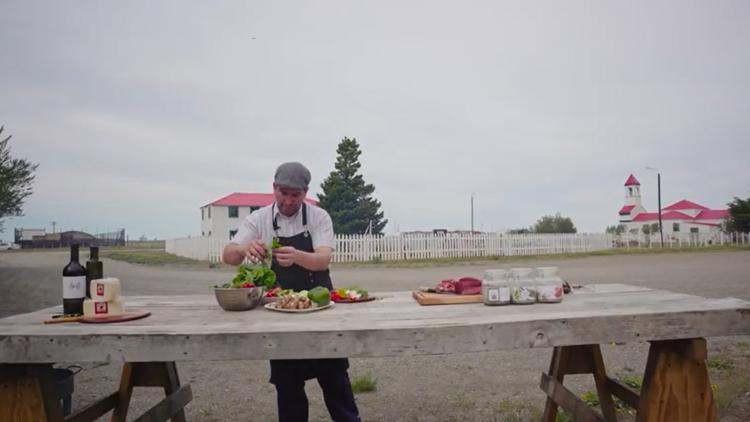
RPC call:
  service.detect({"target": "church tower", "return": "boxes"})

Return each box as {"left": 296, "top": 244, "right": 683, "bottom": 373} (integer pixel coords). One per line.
{"left": 624, "top": 174, "right": 642, "bottom": 206}
{"left": 619, "top": 174, "right": 646, "bottom": 223}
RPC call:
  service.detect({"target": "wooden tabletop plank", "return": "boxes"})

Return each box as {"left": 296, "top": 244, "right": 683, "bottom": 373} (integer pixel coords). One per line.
{"left": 1, "top": 284, "right": 749, "bottom": 363}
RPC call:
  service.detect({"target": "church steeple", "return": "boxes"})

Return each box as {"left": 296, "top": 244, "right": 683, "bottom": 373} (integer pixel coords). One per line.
{"left": 624, "top": 174, "right": 642, "bottom": 206}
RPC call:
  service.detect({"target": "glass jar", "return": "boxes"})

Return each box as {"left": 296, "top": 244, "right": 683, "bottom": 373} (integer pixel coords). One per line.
{"left": 510, "top": 267, "right": 537, "bottom": 304}
{"left": 535, "top": 267, "right": 564, "bottom": 303}
{"left": 482, "top": 269, "right": 510, "bottom": 306}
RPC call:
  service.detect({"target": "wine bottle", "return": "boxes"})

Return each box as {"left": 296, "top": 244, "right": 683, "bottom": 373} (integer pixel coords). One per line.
{"left": 62, "top": 244, "right": 87, "bottom": 315}
{"left": 86, "top": 246, "right": 103, "bottom": 299}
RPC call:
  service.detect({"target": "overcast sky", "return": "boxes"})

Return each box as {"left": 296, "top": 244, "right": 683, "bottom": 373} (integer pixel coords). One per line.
{"left": 2, "top": 1, "right": 749, "bottom": 241}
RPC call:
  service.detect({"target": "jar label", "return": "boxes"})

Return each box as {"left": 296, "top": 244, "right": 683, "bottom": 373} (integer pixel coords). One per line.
{"left": 538, "top": 285, "right": 563, "bottom": 302}
{"left": 488, "top": 288, "right": 499, "bottom": 302}
{"left": 512, "top": 286, "right": 535, "bottom": 303}
{"left": 497, "top": 287, "right": 510, "bottom": 302}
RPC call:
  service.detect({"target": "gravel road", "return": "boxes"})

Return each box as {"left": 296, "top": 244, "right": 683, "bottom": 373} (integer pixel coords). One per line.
{"left": 2, "top": 249, "right": 749, "bottom": 421}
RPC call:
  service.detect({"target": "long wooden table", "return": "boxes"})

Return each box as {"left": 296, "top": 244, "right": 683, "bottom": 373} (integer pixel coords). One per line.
{"left": 1, "top": 284, "right": 749, "bottom": 421}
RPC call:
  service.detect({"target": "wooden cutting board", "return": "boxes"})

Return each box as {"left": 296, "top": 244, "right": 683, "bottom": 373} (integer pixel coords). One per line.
{"left": 412, "top": 290, "right": 482, "bottom": 305}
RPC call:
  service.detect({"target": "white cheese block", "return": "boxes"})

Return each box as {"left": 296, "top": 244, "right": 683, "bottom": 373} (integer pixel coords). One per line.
{"left": 83, "top": 298, "right": 124, "bottom": 317}
{"left": 90, "top": 277, "right": 121, "bottom": 301}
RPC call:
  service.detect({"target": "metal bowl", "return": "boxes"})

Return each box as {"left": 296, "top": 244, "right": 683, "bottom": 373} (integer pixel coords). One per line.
{"left": 214, "top": 286, "right": 265, "bottom": 311}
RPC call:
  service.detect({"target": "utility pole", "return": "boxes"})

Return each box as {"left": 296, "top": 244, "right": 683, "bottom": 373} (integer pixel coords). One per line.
{"left": 645, "top": 166, "right": 664, "bottom": 248}
{"left": 51, "top": 221, "right": 56, "bottom": 233}
{"left": 657, "top": 173, "right": 664, "bottom": 248}
{"left": 470, "top": 193, "right": 475, "bottom": 234}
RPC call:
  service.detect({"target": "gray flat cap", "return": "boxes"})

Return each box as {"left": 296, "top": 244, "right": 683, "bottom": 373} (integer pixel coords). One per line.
{"left": 274, "top": 162, "right": 311, "bottom": 190}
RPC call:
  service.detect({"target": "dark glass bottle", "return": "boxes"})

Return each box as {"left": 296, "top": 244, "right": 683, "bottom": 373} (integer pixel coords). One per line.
{"left": 62, "top": 244, "right": 87, "bottom": 315}
{"left": 86, "top": 246, "right": 103, "bottom": 299}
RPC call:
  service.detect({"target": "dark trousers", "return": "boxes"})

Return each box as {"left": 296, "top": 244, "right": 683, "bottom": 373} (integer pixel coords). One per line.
{"left": 274, "top": 367, "right": 360, "bottom": 422}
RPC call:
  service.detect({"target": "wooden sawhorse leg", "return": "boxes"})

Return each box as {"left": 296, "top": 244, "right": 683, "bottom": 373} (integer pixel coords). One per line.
{"left": 111, "top": 361, "right": 191, "bottom": 422}
{"left": 540, "top": 344, "right": 619, "bottom": 422}
{"left": 0, "top": 363, "right": 65, "bottom": 422}
{"left": 636, "top": 338, "right": 716, "bottom": 422}
{"left": 539, "top": 339, "right": 718, "bottom": 422}
{"left": 0, "top": 361, "right": 191, "bottom": 422}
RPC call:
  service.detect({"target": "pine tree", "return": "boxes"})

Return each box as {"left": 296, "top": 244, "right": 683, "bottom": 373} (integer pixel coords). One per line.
{"left": 318, "top": 137, "right": 387, "bottom": 235}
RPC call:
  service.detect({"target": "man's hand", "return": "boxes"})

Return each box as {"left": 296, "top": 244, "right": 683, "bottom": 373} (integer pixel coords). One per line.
{"left": 243, "top": 239, "right": 268, "bottom": 264}
{"left": 272, "top": 246, "right": 297, "bottom": 267}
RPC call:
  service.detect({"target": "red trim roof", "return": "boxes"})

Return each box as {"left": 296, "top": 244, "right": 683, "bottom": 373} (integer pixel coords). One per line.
{"left": 619, "top": 205, "right": 635, "bottom": 214}
{"left": 663, "top": 199, "right": 709, "bottom": 211}
{"left": 205, "top": 192, "right": 318, "bottom": 207}
{"left": 694, "top": 209, "right": 729, "bottom": 220}
{"left": 631, "top": 211, "right": 694, "bottom": 221}
{"left": 631, "top": 209, "right": 728, "bottom": 224}
{"left": 624, "top": 174, "right": 640, "bottom": 186}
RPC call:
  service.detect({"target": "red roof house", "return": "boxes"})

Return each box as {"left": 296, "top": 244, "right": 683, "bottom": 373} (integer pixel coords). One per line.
{"left": 617, "top": 174, "right": 729, "bottom": 234}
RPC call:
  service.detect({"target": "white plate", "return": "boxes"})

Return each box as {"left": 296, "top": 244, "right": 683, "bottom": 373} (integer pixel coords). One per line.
{"left": 264, "top": 301, "right": 334, "bottom": 313}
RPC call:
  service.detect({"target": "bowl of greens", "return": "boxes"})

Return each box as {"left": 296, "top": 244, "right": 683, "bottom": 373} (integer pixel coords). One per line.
{"left": 213, "top": 263, "right": 277, "bottom": 311}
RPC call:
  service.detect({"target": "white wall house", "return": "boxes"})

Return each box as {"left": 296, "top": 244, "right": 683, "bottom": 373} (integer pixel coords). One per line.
{"left": 200, "top": 193, "right": 318, "bottom": 240}
{"left": 617, "top": 174, "right": 729, "bottom": 235}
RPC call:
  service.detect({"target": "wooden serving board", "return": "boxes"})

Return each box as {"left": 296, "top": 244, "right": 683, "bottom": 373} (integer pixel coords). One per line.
{"left": 79, "top": 310, "right": 151, "bottom": 324}
{"left": 412, "top": 290, "right": 482, "bottom": 305}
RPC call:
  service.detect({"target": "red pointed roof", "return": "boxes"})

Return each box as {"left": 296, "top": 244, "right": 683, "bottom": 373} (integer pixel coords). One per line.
{"left": 205, "top": 192, "right": 318, "bottom": 207}
{"left": 624, "top": 174, "right": 640, "bottom": 186}
{"left": 662, "top": 199, "right": 709, "bottom": 211}
{"left": 618, "top": 205, "right": 635, "bottom": 215}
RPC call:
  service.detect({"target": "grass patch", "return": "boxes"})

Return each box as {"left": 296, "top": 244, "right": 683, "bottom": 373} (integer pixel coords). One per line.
{"left": 333, "top": 245, "right": 750, "bottom": 269}
{"left": 101, "top": 250, "right": 200, "bottom": 266}
{"left": 713, "top": 374, "right": 750, "bottom": 411}
{"left": 496, "top": 399, "right": 541, "bottom": 422}
{"left": 618, "top": 374, "right": 643, "bottom": 390}
{"left": 110, "top": 240, "right": 165, "bottom": 250}
{"left": 707, "top": 356, "right": 735, "bottom": 370}
{"left": 350, "top": 373, "right": 377, "bottom": 393}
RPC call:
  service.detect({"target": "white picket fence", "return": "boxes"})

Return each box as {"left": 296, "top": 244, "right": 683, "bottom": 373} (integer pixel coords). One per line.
{"left": 166, "top": 231, "right": 750, "bottom": 264}
{"left": 333, "top": 233, "right": 613, "bottom": 262}
{"left": 612, "top": 231, "right": 750, "bottom": 249}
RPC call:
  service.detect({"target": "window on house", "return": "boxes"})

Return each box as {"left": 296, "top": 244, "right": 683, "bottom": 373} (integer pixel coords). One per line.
{"left": 690, "top": 228, "right": 699, "bottom": 234}
{"left": 208, "top": 231, "right": 212, "bottom": 237}
{"left": 250, "top": 206, "right": 260, "bottom": 213}
{"left": 228, "top": 206, "right": 239, "bottom": 218}
{"left": 201, "top": 208, "right": 204, "bottom": 220}
{"left": 202, "top": 231, "right": 205, "bottom": 237}
{"left": 673, "top": 223, "right": 680, "bottom": 232}
{"left": 229, "top": 230, "right": 238, "bottom": 239}
{"left": 208, "top": 207, "right": 211, "bottom": 218}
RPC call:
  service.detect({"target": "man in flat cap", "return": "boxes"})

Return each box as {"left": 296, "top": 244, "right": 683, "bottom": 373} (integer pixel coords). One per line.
{"left": 223, "top": 162, "right": 360, "bottom": 422}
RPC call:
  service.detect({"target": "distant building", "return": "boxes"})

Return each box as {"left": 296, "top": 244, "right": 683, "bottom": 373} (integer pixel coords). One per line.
{"left": 14, "top": 228, "right": 125, "bottom": 248}
{"left": 618, "top": 174, "right": 729, "bottom": 234}
{"left": 201, "top": 193, "right": 318, "bottom": 239}
{"left": 14, "top": 228, "right": 45, "bottom": 243}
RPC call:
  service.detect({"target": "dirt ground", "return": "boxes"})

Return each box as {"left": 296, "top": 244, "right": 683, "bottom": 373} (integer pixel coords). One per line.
{"left": 1, "top": 250, "right": 749, "bottom": 421}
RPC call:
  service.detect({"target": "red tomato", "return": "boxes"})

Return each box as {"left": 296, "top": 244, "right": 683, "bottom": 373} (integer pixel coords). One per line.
{"left": 240, "top": 282, "right": 255, "bottom": 288}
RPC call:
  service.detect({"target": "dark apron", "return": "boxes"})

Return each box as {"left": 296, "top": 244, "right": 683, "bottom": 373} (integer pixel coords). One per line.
{"left": 269, "top": 203, "right": 348, "bottom": 384}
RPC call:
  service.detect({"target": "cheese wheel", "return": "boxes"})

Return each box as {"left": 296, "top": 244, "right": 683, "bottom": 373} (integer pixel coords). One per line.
{"left": 90, "top": 277, "right": 121, "bottom": 301}
{"left": 83, "top": 298, "right": 124, "bottom": 317}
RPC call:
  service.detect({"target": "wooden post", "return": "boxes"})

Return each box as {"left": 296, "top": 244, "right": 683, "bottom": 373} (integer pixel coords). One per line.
{"left": 0, "top": 364, "right": 64, "bottom": 422}
{"left": 635, "top": 339, "right": 716, "bottom": 422}
{"left": 111, "top": 362, "right": 189, "bottom": 422}
{"left": 541, "top": 345, "right": 618, "bottom": 422}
